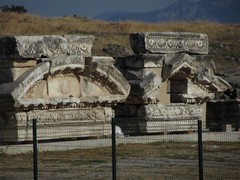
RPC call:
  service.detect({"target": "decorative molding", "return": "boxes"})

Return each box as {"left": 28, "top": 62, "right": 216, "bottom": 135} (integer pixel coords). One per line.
{"left": 137, "top": 104, "right": 202, "bottom": 119}
{"left": 130, "top": 32, "right": 208, "bottom": 54}
{"left": 0, "top": 35, "right": 94, "bottom": 58}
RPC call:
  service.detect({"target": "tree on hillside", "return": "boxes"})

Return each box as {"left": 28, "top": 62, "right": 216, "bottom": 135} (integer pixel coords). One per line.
{"left": 0, "top": 5, "right": 27, "bottom": 13}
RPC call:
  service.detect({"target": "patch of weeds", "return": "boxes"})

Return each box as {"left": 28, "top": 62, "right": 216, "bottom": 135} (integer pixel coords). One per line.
{"left": 0, "top": 148, "right": 6, "bottom": 156}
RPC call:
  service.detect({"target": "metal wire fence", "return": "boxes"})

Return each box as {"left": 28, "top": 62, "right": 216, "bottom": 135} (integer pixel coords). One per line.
{"left": 0, "top": 119, "right": 239, "bottom": 180}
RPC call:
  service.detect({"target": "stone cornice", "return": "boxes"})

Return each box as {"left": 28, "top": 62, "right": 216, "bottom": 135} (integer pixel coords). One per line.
{"left": 130, "top": 32, "right": 208, "bottom": 54}
{"left": 0, "top": 35, "right": 94, "bottom": 58}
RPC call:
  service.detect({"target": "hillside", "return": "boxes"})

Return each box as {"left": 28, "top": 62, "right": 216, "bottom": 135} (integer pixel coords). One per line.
{"left": 95, "top": 0, "right": 240, "bottom": 24}
{"left": 0, "top": 12, "right": 239, "bottom": 84}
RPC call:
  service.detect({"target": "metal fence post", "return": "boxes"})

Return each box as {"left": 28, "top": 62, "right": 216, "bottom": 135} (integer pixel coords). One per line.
{"left": 33, "top": 119, "right": 38, "bottom": 180}
{"left": 198, "top": 120, "right": 204, "bottom": 180}
{"left": 112, "top": 118, "right": 116, "bottom": 180}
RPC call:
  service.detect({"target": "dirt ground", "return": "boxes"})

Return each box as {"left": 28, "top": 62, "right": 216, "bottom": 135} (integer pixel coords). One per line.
{"left": 0, "top": 141, "right": 239, "bottom": 180}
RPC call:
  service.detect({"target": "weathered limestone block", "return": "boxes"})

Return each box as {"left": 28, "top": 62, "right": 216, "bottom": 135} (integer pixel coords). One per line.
{"left": 123, "top": 52, "right": 230, "bottom": 106}
{"left": 0, "top": 55, "right": 130, "bottom": 110}
{"left": 11, "top": 62, "right": 51, "bottom": 102}
{"left": 138, "top": 104, "right": 201, "bottom": 134}
{"left": 127, "top": 71, "right": 162, "bottom": 104}
{"left": 138, "top": 120, "right": 198, "bottom": 134}
{"left": 0, "top": 59, "right": 37, "bottom": 84}
{"left": 116, "top": 104, "right": 202, "bottom": 134}
{"left": 0, "top": 34, "right": 132, "bottom": 143}
{"left": 161, "top": 53, "right": 231, "bottom": 103}
{"left": 43, "top": 55, "right": 85, "bottom": 75}
{"left": 84, "top": 56, "right": 130, "bottom": 97}
{"left": 123, "top": 54, "right": 165, "bottom": 104}
{"left": 162, "top": 53, "right": 217, "bottom": 81}
{"left": 124, "top": 71, "right": 170, "bottom": 104}
{"left": 137, "top": 104, "right": 202, "bottom": 119}
{"left": 0, "top": 67, "right": 35, "bottom": 84}
{"left": 0, "top": 35, "right": 94, "bottom": 58}
{"left": 0, "top": 107, "right": 113, "bottom": 142}
{"left": 130, "top": 32, "right": 208, "bottom": 54}
{"left": 125, "top": 54, "right": 164, "bottom": 68}
{"left": 163, "top": 53, "right": 199, "bottom": 80}
{"left": 125, "top": 68, "right": 162, "bottom": 104}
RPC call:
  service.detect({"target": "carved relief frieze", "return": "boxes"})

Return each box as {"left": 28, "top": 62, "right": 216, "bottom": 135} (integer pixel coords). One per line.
{"left": 26, "top": 108, "right": 110, "bottom": 124}
{"left": 0, "top": 35, "right": 94, "bottom": 58}
{"left": 5, "top": 108, "right": 113, "bottom": 126}
{"left": 0, "top": 54, "right": 130, "bottom": 111}
{"left": 130, "top": 32, "right": 208, "bottom": 54}
{"left": 137, "top": 104, "right": 202, "bottom": 120}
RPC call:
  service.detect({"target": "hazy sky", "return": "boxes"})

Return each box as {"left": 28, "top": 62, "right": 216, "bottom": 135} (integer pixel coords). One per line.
{"left": 0, "top": 0, "right": 200, "bottom": 18}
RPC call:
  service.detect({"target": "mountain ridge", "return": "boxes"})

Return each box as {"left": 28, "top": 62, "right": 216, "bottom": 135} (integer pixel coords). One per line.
{"left": 94, "top": 0, "right": 240, "bottom": 23}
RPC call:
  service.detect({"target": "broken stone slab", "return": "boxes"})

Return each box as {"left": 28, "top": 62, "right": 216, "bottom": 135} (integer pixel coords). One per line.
{"left": 126, "top": 71, "right": 162, "bottom": 104}
{"left": 0, "top": 59, "right": 37, "bottom": 84}
{"left": 41, "top": 55, "right": 85, "bottom": 75}
{"left": 0, "top": 35, "right": 94, "bottom": 58}
{"left": 0, "top": 67, "right": 31, "bottom": 84}
{"left": 0, "top": 55, "right": 130, "bottom": 110}
{"left": 85, "top": 56, "right": 115, "bottom": 65}
{"left": 130, "top": 32, "right": 208, "bottom": 54}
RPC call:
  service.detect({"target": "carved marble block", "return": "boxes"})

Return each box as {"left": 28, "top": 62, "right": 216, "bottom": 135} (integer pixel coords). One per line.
{"left": 130, "top": 32, "right": 208, "bottom": 54}
{"left": 0, "top": 108, "right": 113, "bottom": 142}
{"left": 116, "top": 104, "right": 202, "bottom": 134}
{"left": 0, "top": 35, "right": 94, "bottom": 58}
{"left": 0, "top": 53, "right": 130, "bottom": 142}
{"left": 115, "top": 32, "right": 231, "bottom": 134}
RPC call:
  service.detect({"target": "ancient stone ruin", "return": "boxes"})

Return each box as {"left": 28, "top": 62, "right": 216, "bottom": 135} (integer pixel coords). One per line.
{"left": 0, "top": 35, "right": 130, "bottom": 142}
{"left": 0, "top": 32, "right": 232, "bottom": 143}
{"left": 115, "top": 32, "right": 231, "bottom": 134}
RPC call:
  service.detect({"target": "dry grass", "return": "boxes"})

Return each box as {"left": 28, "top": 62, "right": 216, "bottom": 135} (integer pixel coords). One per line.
{"left": 0, "top": 12, "right": 239, "bottom": 42}
{"left": 0, "top": 12, "right": 240, "bottom": 71}
{"left": 0, "top": 142, "right": 239, "bottom": 179}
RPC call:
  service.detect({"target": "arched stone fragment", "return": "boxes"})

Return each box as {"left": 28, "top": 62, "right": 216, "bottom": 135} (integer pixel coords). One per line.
{"left": 11, "top": 62, "right": 51, "bottom": 103}
{"left": 162, "top": 53, "right": 231, "bottom": 103}
{"left": 0, "top": 55, "right": 130, "bottom": 110}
